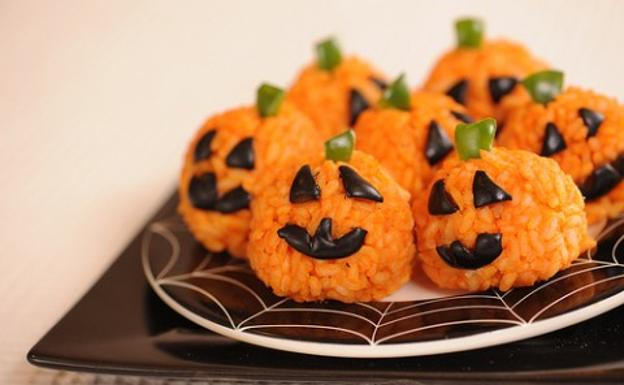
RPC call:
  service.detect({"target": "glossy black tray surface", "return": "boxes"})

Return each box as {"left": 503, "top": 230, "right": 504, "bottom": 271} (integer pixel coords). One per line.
{"left": 28, "top": 193, "right": 624, "bottom": 384}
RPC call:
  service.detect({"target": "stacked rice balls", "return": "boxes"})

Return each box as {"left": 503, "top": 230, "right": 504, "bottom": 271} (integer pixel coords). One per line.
{"left": 179, "top": 18, "right": 621, "bottom": 301}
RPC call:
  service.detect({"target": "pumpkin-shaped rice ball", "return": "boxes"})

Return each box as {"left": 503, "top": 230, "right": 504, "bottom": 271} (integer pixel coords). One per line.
{"left": 248, "top": 130, "right": 415, "bottom": 302}
{"left": 414, "top": 119, "right": 594, "bottom": 291}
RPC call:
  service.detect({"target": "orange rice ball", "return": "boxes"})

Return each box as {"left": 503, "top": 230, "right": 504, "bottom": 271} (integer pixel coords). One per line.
{"left": 356, "top": 90, "right": 473, "bottom": 198}
{"left": 247, "top": 149, "right": 415, "bottom": 302}
{"left": 179, "top": 93, "right": 322, "bottom": 258}
{"left": 288, "top": 39, "right": 386, "bottom": 138}
{"left": 498, "top": 87, "right": 624, "bottom": 224}
{"left": 413, "top": 148, "right": 594, "bottom": 292}
{"left": 423, "top": 19, "right": 546, "bottom": 123}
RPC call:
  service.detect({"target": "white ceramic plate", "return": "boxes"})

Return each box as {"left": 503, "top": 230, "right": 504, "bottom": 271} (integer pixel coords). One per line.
{"left": 143, "top": 216, "right": 624, "bottom": 358}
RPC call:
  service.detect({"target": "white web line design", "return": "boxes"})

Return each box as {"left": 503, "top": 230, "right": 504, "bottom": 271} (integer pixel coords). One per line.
{"left": 238, "top": 324, "right": 373, "bottom": 344}
{"left": 385, "top": 294, "right": 499, "bottom": 316}
{"left": 375, "top": 319, "right": 523, "bottom": 345}
{"left": 236, "top": 298, "right": 290, "bottom": 328}
{"left": 353, "top": 302, "right": 384, "bottom": 316}
{"left": 510, "top": 264, "right": 618, "bottom": 311}
{"left": 242, "top": 307, "right": 380, "bottom": 327}
{"left": 380, "top": 305, "right": 510, "bottom": 328}
{"left": 192, "top": 254, "right": 214, "bottom": 272}
{"left": 144, "top": 216, "right": 624, "bottom": 346}
{"left": 371, "top": 302, "right": 393, "bottom": 344}
{"left": 529, "top": 273, "right": 624, "bottom": 323}
{"left": 158, "top": 278, "right": 236, "bottom": 328}
{"left": 612, "top": 230, "right": 624, "bottom": 264}
{"left": 148, "top": 222, "right": 181, "bottom": 280}
{"left": 161, "top": 272, "right": 270, "bottom": 309}
{"left": 493, "top": 291, "right": 525, "bottom": 324}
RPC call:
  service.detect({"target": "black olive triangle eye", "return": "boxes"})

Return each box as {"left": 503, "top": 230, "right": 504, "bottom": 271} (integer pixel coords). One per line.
{"left": 579, "top": 164, "right": 621, "bottom": 201}
{"left": 338, "top": 166, "right": 383, "bottom": 202}
{"left": 290, "top": 165, "right": 321, "bottom": 203}
{"left": 370, "top": 77, "right": 388, "bottom": 90}
{"left": 188, "top": 172, "right": 218, "bottom": 210}
{"left": 425, "top": 120, "right": 454, "bottom": 165}
{"left": 349, "top": 89, "right": 370, "bottom": 126}
{"left": 488, "top": 76, "right": 518, "bottom": 103}
{"left": 428, "top": 179, "right": 459, "bottom": 215}
{"left": 612, "top": 154, "right": 624, "bottom": 175}
{"left": 473, "top": 170, "right": 512, "bottom": 208}
{"left": 446, "top": 79, "right": 468, "bottom": 105}
{"left": 578, "top": 108, "right": 604, "bottom": 138}
{"left": 194, "top": 129, "right": 217, "bottom": 162}
{"left": 226, "top": 137, "right": 254, "bottom": 169}
{"left": 540, "top": 122, "right": 567, "bottom": 156}
{"left": 451, "top": 110, "right": 474, "bottom": 123}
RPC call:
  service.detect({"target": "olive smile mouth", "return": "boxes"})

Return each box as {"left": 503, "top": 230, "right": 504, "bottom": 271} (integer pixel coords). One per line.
{"left": 188, "top": 172, "right": 251, "bottom": 213}
{"left": 436, "top": 233, "right": 503, "bottom": 269}
{"left": 278, "top": 218, "right": 367, "bottom": 260}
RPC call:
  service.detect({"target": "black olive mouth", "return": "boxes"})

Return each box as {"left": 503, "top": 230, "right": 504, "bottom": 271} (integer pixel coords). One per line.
{"left": 277, "top": 218, "right": 367, "bottom": 260}
{"left": 578, "top": 154, "right": 624, "bottom": 202}
{"left": 436, "top": 233, "right": 503, "bottom": 270}
{"left": 188, "top": 172, "right": 251, "bottom": 214}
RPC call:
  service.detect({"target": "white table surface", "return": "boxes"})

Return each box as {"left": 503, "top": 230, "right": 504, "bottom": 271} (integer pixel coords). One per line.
{"left": 2, "top": 0, "right": 624, "bottom": 383}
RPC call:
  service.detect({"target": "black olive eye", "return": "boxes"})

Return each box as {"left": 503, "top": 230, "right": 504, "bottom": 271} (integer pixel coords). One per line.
{"left": 540, "top": 122, "right": 566, "bottom": 156}
{"left": 289, "top": 165, "right": 321, "bottom": 203}
{"left": 612, "top": 154, "right": 624, "bottom": 175}
{"left": 579, "top": 164, "right": 621, "bottom": 201}
{"left": 349, "top": 89, "right": 370, "bottom": 126}
{"left": 338, "top": 166, "right": 383, "bottom": 202}
{"left": 488, "top": 76, "right": 518, "bottom": 103}
{"left": 428, "top": 179, "right": 459, "bottom": 215}
{"left": 225, "top": 137, "right": 254, "bottom": 169}
{"left": 370, "top": 77, "right": 388, "bottom": 90}
{"left": 578, "top": 108, "right": 604, "bottom": 138}
{"left": 473, "top": 170, "right": 513, "bottom": 208}
{"left": 194, "top": 129, "right": 217, "bottom": 162}
{"left": 446, "top": 79, "right": 468, "bottom": 105}
{"left": 425, "top": 120, "right": 454, "bottom": 165}
{"left": 451, "top": 110, "right": 474, "bottom": 123}
{"left": 188, "top": 172, "right": 218, "bottom": 210}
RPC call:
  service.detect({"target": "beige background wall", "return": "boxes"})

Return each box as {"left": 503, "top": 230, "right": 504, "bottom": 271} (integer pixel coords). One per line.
{"left": 2, "top": 0, "right": 624, "bottom": 382}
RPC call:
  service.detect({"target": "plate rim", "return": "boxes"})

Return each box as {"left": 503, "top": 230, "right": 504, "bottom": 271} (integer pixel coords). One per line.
{"left": 142, "top": 237, "right": 624, "bottom": 358}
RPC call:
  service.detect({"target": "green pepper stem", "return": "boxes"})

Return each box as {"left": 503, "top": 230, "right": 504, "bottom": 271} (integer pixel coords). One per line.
{"left": 316, "top": 38, "right": 342, "bottom": 71}
{"left": 325, "top": 129, "right": 355, "bottom": 162}
{"left": 257, "top": 83, "right": 285, "bottom": 117}
{"left": 521, "top": 70, "right": 564, "bottom": 105}
{"left": 379, "top": 74, "right": 411, "bottom": 111}
{"left": 455, "top": 18, "right": 484, "bottom": 49}
{"left": 455, "top": 118, "right": 497, "bottom": 160}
